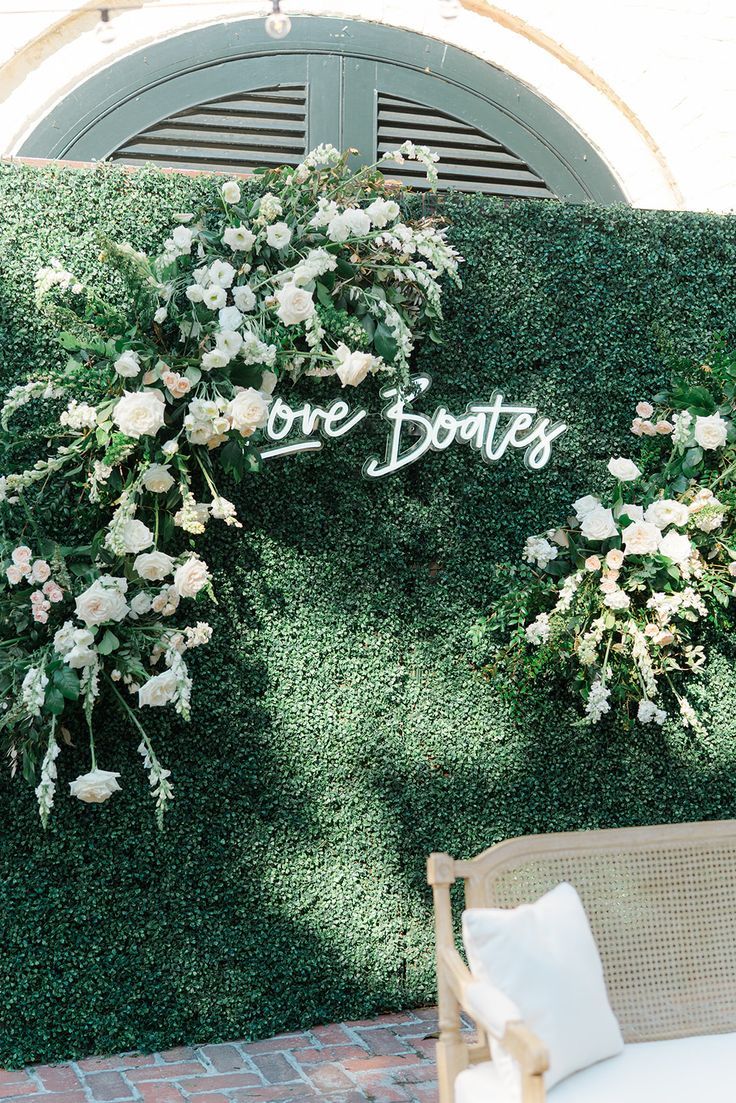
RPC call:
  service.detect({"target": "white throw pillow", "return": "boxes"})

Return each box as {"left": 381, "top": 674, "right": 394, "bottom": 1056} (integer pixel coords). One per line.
{"left": 462, "top": 882, "right": 623, "bottom": 1093}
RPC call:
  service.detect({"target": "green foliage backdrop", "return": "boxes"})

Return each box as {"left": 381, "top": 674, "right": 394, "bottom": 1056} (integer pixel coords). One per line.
{"left": 2, "top": 163, "right": 736, "bottom": 1065}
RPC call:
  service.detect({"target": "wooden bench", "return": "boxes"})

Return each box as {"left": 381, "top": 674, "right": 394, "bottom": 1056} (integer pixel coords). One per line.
{"left": 428, "top": 819, "right": 736, "bottom": 1102}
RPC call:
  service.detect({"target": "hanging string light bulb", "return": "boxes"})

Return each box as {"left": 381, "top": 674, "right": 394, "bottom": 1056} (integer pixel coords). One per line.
{"left": 94, "top": 7, "right": 115, "bottom": 43}
{"left": 265, "top": 0, "right": 292, "bottom": 39}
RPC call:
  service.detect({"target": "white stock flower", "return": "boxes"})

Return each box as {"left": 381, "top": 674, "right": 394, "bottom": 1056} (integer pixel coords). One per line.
{"left": 232, "top": 284, "right": 256, "bottom": 312}
{"left": 572, "top": 495, "right": 600, "bottom": 521}
{"left": 637, "top": 700, "right": 667, "bottom": 725}
{"left": 266, "top": 222, "right": 292, "bottom": 250}
{"left": 694, "top": 413, "right": 728, "bottom": 450}
{"left": 61, "top": 400, "right": 98, "bottom": 430}
{"left": 69, "top": 769, "right": 121, "bottom": 804}
{"left": 644, "top": 499, "right": 689, "bottom": 529}
{"left": 22, "top": 666, "right": 48, "bottom": 716}
{"left": 222, "top": 224, "right": 256, "bottom": 251}
{"left": 342, "top": 207, "right": 372, "bottom": 236}
{"left": 367, "top": 198, "right": 400, "bottom": 228}
{"left": 522, "top": 535, "right": 558, "bottom": 569}
{"left": 135, "top": 551, "right": 175, "bottom": 581}
{"left": 138, "top": 669, "right": 178, "bottom": 707}
{"left": 113, "top": 390, "right": 165, "bottom": 439}
{"left": 607, "top": 456, "right": 642, "bottom": 482}
{"left": 202, "top": 348, "right": 231, "bottom": 371}
{"left": 622, "top": 520, "right": 661, "bottom": 556}
{"left": 173, "top": 555, "right": 210, "bottom": 599}
{"left": 227, "top": 388, "right": 271, "bottom": 436}
{"left": 659, "top": 530, "right": 693, "bottom": 564}
{"left": 142, "top": 464, "right": 174, "bottom": 494}
{"left": 114, "top": 350, "right": 142, "bottom": 378}
{"left": 75, "top": 577, "right": 129, "bottom": 626}
{"left": 525, "top": 613, "right": 550, "bottom": 646}
{"left": 221, "top": 181, "right": 241, "bottom": 204}
{"left": 334, "top": 343, "right": 376, "bottom": 387}
{"left": 580, "top": 507, "right": 618, "bottom": 541}
{"left": 276, "top": 283, "right": 314, "bottom": 326}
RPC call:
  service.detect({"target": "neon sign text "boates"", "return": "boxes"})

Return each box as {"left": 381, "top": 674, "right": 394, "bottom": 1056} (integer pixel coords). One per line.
{"left": 260, "top": 374, "right": 568, "bottom": 478}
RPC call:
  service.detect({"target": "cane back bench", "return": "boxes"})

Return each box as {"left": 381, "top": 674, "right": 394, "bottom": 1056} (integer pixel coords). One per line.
{"left": 427, "top": 819, "right": 736, "bottom": 1103}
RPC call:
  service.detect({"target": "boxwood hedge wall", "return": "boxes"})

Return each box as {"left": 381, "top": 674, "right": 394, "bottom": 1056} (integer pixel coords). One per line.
{"left": 1, "top": 163, "right": 736, "bottom": 1066}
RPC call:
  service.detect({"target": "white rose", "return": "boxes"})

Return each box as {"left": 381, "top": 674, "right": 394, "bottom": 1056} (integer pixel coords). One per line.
{"left": 580, "top": 507, "right": 618, "bottom": 542}
{"left": 615, "top": 502, "right": 645, "bottom": 524}
{"left": 221, "top": 180, "right": 241, "bottom": 204}
{"left": 343, "top": 207, "right": 372, "bottom": 236}
{"left": 69, "top": 769, "right": 122, "bottom": 804}
{"left": 202, "top": 348, "right": 231, "bottom": 371}
{"left": 694, "top": 413, "right": 728, "bottom": 450}
{"left": 130, "top": 592, "right": 152, "bottom": 616}
{"left": 659, "top": 530, "right": 693, "bottom": 564}
{"left": 644, "top": 498, "right": 689, "bottom": 529}
{"left": 119, "top": 519, "right": 154, "bottom": 554}
{"left": 139, "top": 669, "right": 178, "bottom": 708}
{"left": 134, "top": 551, "right": 175, "bottom": 581}
{"left": 66, "top": 627, "right": 97, "bottom": 669}
{"left": 114, "top": 350, "right": 142, "bottom": 378}
{"left": 607, "top": 456, "right": 642, "bottom": 482}
{"left": 572, "top": 495, "right": 600, "bottom": 521}
{"left": 219, "top": 306, "right": 243, "bottom": 331}
{"left": 622, "top": 520, "right": 662, "bottom": 556}
{"left": 334, "top": 343, "right": 376, "bottom": 387}
{"left": 327, "top": 213, "right": 351, "bottom": 243}
{"left": 113, "top": 390, "right": 165, "bottom": 439}
{"left": 161, "top": 439, "right": 179, "bottom": 457}
{"left": 186, "top": 284, "right": 205, "bottom": 303}
{"left": 172, "top": 225, "right": 193, "bottom": 252}
{"left": 215, "top": 330, "right": 243, "bottom": 358}
{"left": 173, "top": 555, "right": 210, "bottom": 599}
{"left": 222, "top": 224, "right": 256, "bottom": 251}
{"left": 142, "top": 463, "right": 174, "bottom": 494}
{"left": 233, "top": 284, "right": 256, "bottom": 312}
{"left": 227, "top": 387, "right": 271, "bottom": 437}
{"left": 604, "top": 589, "right": 631, "bottom": 610}
{"left": 265, "top": 222, "right": 293, "bottom": 250}
{"left": 75, "top": 578, "right": 129, "bottom": 626}
{"left": 276, "top": 283, "right": 315, "bottom": 326}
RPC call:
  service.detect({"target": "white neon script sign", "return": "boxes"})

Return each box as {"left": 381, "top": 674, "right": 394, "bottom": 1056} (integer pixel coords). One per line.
{"left": 260, "top": 374, "right": 567, "bottom": 478}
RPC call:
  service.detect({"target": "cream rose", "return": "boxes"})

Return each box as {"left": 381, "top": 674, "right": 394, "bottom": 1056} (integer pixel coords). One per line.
{"left": 644, "top": 499, "right": 689, "bottom": 529}
{"left": 120, "top": 519, "right": 154, "bottom": 554}
{"left": 636, "top": 401, "right": 654, "bottom": 418}
{"left": 694, "top": 413, "right": 728, "bottom": 450}
{"left": 134, "top": 551, "right": 175, "bottom": 582}
{"left": 605, "top": 549, "right": 624, "bottom": 570}
{"left": 69, "top": 769, "right": 122, "bottom": 804}
{"left": 75, "top": 578, "right": 129, "bottom": 626}
{"left": 584, "top": 555, "right": 601, "bottom": 572}
{"left": 142, "top": 464, "right": 175, "bottom": 494}
{"left": 659, "top": 530, "right": 693, "bottom": 564}
{"left": 580, "top": 507, "right": 618, "bottom": 542}
{"left": 114, "top": 350, "right": 142, "bottom": 378}
{"left": 227, "top": 388, "right": 271, "bottom": 437}
{"left": 335, "top": 343, "right": 376, "bottom": 388}
{"left": 275, "top": 283, "right": 314, "bottom": 326}
{"left": 615, "top": 502, "right": 644, "bottom": 524}
{"left": 173, "top": 555, "right": 210, "bottom": 599}
{"left": 572, "top": 495, "right": 600, "bottom": 522}
{"left": 622, "top": 521, "right": 661, "bottom": 556}
{"left": 138, "top": 669, "right": 178, "bottom": 708}
{"left": 113, "top": 390, "right": 165, "bottom": 439}
{"left": 607, "top": 456, "right": 642, "bottom": 482}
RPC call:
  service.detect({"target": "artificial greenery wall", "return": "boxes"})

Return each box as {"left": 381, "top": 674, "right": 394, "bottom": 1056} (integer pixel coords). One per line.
{"left": 2, "top": 163, "right": 736, "bottom": 1066}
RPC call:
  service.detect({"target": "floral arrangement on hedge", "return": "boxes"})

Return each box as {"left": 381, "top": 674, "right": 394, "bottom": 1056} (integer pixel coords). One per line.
{"left": 0, "top": 144, "right": 461, "bottom": 825}
{"left": 486, "top": 347, "right": 736, "bottom": 733}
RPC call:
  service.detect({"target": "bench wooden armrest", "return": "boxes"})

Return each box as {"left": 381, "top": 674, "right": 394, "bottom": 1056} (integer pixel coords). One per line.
{"left": 428, "top": 852, "right": 549, "bottom": 1103}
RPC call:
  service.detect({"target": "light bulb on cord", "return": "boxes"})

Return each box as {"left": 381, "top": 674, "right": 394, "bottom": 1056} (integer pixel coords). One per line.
{"left": 95, "top": 7, "right": 115, "bottom": 43}
{"left": 265, "top": 0, "right": 291, "bottom": 39}
{"left": 438, "top": 0, "right": 461, "bottom": 18}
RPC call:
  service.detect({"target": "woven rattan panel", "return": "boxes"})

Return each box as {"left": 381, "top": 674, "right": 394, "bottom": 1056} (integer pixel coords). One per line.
{"left": 477, "top": 843, "right": 736, "bottom": 1042}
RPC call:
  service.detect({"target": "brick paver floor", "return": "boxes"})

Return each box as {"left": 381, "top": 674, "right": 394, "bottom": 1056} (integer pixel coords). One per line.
{"left": 0, "top": 1008, "right": 475, "bottom": 1103}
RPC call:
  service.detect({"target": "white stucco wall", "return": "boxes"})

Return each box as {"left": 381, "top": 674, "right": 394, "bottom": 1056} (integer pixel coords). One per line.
{"left": 0, "top": 0, "right": 734, "bottom": 213}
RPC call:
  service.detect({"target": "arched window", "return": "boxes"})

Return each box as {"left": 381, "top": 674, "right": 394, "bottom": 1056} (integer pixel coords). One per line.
{"left": 21, "top": 17, "right": 625, "bottom": 204}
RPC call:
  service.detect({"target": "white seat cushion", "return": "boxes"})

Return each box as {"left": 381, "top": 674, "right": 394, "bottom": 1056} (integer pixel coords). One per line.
{"left": 454, "top": 1032, "right": 736, "bottom": 1103}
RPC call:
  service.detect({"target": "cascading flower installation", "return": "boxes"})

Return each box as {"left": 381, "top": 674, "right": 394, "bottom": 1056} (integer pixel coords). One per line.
{"left": 0, "top": 144, "right": 462, "bottom": 825}
{"left": 480, "top": 348, "right": 736, "bottom": 734}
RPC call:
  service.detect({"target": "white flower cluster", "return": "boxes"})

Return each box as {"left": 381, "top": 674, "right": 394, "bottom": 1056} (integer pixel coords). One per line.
{"left": 523, "top": 534, "right": 558, "bottom": 569}
{"left": 585, "top": 678, "right": 611, "bottom": 723}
